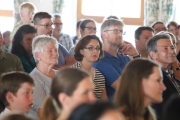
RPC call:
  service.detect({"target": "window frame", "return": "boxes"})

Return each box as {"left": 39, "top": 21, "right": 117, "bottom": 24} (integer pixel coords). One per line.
{"left": 77, "top": 0, "right": 144, "bottom": 25}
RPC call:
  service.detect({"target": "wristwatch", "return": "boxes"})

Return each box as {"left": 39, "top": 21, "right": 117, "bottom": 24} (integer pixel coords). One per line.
{"left": 133, "top": 54, "right": 141, "bottom": 59}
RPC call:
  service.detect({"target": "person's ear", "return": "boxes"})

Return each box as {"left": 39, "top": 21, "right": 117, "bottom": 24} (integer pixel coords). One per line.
{"left": 101, "top": 32, "right": 107, "bottom": 40}
{"left": 80, "top": 28, "right": 84, "bottom": 36}
{"left": 58, "top": 93, "right": 71, "bottom": 107}
{"left": 80, "top": 49, "right": 84, "bottom": 55}
{"left": 149, "top": 51, "right": 157, "bottom": 60}
{"left": 6, "top": 92, "right": 14, "bottom": 103}
{"left": 35, "top": 52, "right": 41, "bottom": 61}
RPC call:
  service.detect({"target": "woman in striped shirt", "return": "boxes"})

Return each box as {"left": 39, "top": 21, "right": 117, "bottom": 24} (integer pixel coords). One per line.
{"left": 71, "top": 35, "right": 107, "bottom": 101}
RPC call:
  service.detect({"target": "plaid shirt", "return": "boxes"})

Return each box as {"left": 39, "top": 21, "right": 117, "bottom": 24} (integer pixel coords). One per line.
{"left": 59, "top": 33, "right": 74, "bottom": 51}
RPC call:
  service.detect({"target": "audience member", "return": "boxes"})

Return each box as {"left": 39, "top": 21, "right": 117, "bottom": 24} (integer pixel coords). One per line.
{"left": 10, "top": 2, "right": 35, "bottom": 40}
{"left": 72, "top": 35, "right": 107, "bottom": 101}
{"left": 53, "top": 13, "right": 74, "bottom": 51}
{"left": 0, "top": 32, "right": 24, "bottom": 75}
{"left": 33, "top": 12, "right": 75, "bottom": 69}
{"left": 135, "top": 26, "right": 154, "bottom": 58}
{"left": 40, "top": 68, "right": 96, "bottom": 120}
{"left": 93, "top": 19, "right": 138, "bottom": 100}
{"left": 114, "top": 59, "right": 166, "bottom": 120}
{"left": 146, "top": 33, "right": 179, "bottom": 120}
{"left": 11, "top": 25, "right": 36, "bottom": 73}
{"left": 69, "top": 19, "right": 97, "bottom": 56}
{"left": 28, "top": 35, "right": 59, "bottom": 120}
{"left": 151, "top": 21, "right": 167, "bottom": 34}
{"left": 72, "top": 19, "right": 84, "bottom": 45}
{"left": 0, "top": 72, "right": 34, "bottom": 119}
{"left": 68, "top": 101, "right": 125, "bottom": 120}
{"left": 167, "top": 21, "right": 178, "bottom": 38}
{"left": 162, "top": 94, "right": 180, "bottom": 120}
{"left": 2, "top": 31, "right": 10, "bottom": 52}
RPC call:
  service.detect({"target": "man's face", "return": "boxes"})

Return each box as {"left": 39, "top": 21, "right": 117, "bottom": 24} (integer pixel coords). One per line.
{"left": 35, "top": 18, "right": 53, "bottom": 36}
{"left": 53, "top": 18, "right": 63, "bottom": 33}
{"left": 136, "top": 30, "right": 153, "bottom": 52}
{"left": 103, "top": 25, "right": 123, "bottom": 48}
{"left": 154, "top": 23, "right": 167, "bottom": 34}
{"left": 151, "top": 39, "right": 176, "bottom": 68}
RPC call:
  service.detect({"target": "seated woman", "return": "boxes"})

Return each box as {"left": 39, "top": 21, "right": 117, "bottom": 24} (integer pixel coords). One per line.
{"left": 69, "top": 19, "right": 97, "bottom": 56}
{"left": 68, "top": 101, "right": 125, "bottom": 120}
{"left": 40, "top": 68, "right": 96, "bottom": 120}
{"left": 28, "top": 35, "right": 59, "bottom": 120}
{"left": 114, "top": 59, "right": 166, "bottom": 120}
{"left": 71, "top": 35, "right": 107, "bottom": 101}
{"left": 11, "top": 25, "right": 36, "bottom": 73}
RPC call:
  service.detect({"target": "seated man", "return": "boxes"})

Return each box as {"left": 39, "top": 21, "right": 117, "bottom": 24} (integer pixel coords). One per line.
{"left": 0, "top": 32, "right": 24, "bottom": 75}
{"left": 135, "top": 26, "right": 154, "bottom": 58}
{"left": 33, "top": 12, "right": 75, "bottom": 69}
{"left": 147, "top": 33, "right": 179, "bottom": 120}
{"left": 93, "top": 19, "right": 139, "bottom": 100}
{"left": 52, "top": 13, "right": 74, "bottom": 51}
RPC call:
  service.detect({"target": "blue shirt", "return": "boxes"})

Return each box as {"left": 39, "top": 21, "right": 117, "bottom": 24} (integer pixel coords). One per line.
{"left": 93, "top": 51, "right": 130, "bottom": 100}
{"left": 55, "top": 43, "right": 70, "bottom": 67}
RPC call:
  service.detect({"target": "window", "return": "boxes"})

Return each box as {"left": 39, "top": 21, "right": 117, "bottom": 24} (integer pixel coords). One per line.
{"left": 0, "top": 0, "right": 14, "bottom": 32}
{"left": 77, "top": 0, "right": 144, "bottom": 25}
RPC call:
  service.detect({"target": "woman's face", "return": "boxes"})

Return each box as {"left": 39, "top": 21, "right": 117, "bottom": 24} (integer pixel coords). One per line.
{"left": 80, "top": 39, "right": 100, "bottom": 63}
{"left": 142, "top": 66, "right": 166, "bottom": 106}
{"left": 168, "top": 25, "right": 178, "bottom": 36}
{"left": 21, "top": 33, "right": 36, "bottom": 53}
{"left": 80, "top": 22, "right": 96, "bottom": 37}
{"left": 37, "top": 42, "right": 59, "bottom": 65}
{"left": 98, "top": 110, "right": 125, "bottom": 120}
{"left": 66, "top": 77, "right": 96, "bottom": 111}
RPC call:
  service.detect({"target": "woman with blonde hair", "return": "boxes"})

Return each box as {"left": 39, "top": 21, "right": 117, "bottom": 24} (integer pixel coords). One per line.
{"left": 40, "top": 68, "right": 96, "bottom": 120}
{"left": 114, "top": 59, "right": 166, "bottom": 120}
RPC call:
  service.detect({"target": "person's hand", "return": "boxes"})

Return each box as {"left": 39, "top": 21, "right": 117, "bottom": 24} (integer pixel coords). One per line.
{"left": 65, "top": 56, "right": 76, "bottom": 65}
{"left": 119, "top": 41, "right": 139, "bottom": 56}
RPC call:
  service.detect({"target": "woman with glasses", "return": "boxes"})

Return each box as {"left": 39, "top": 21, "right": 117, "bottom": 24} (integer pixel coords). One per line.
{"left": 28, "top": 35, "right": 59, "bottom": 120}
{"left": 11, "top": 25, "right": 36, "bottom": 73}
{"left": 71, "top": 35, "right": 107, "bottom": 101}
{"left": 69, "top": 19, "right": 97, "bottom": 56}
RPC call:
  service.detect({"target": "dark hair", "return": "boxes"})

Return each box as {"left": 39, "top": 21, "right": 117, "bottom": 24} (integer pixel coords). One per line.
{"left": 2, "top": 113, "right": 34, "bottom": 120}
{"left": 68, "top": 101, "right": 119, "bottom": 120}
{"left": 74, "top": 35, "right": 103, "bottom": 61}
{"left": 40, "top": 68, "right": 90, "bottom": 120}
{"left": 151, "top": 21, "right": 166, "bottom": 29}
{"left": 178, "top": 25, "right": 180, "bottom": 30}
{"left": 80, "top": 19, "right": 95, "bottom": 30}
{"left": 11, "top": 25, "right": 36, "bottom": 70}
{"left": 77, "top": 19, "right": 84, "bottom": 29}
{"left": 135, "top": 26, "right": 154, "bottom": 40}
{"left": 0, "top": 72, "right": 34, "bottom": 113}
{"left": 33, "top": 12, "right": 52, "bottom": 25}
{"left": 162, "top": 94, "right": 180, "bottom": 120}
{"left": 167, "top": 21, "right": 178, "bottom": 29}
{"left": 146, "top": 33, "right": 171, "bottom": 54}
{"left": 114, "top": 59, "right": 159, "bottom": 120}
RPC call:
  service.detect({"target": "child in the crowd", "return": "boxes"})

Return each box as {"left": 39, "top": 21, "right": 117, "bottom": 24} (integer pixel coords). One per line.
{"left": 0, "top": 71, "right": 34, "bottom": 119}
{"left": 2, "top": 31, "right": 10, "bottom": 52}
{"left": 10, "top": 2, "right": 35, "bottom": 40}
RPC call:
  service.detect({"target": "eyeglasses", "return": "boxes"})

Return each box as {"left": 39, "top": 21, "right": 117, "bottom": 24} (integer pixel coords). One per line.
{"left": 84, "top": 27, "right": 97, "bottom": 31}
{"left": 104, "top": 29, "right": 125, "bottom": 35}
{"left": 155, "top": 28, "right": 167, "bottom": 32}
{"left": 84, "top": 46, "right": 100, "bottom": 51}
{"left": 53, "top": 23, "right": 63, "bottom": 27}
{"left": 39, "top": 23, "right": 55, "bottom": 29}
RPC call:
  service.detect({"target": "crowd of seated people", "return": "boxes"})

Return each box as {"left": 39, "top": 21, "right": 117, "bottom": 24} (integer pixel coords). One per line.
{"left": 1, "top": 1, "right": 180, "bottom": 120}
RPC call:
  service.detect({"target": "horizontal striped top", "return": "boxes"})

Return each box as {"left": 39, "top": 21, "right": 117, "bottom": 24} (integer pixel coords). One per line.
{"left": 71, "top": 62, "right": 105, "bottom": 101}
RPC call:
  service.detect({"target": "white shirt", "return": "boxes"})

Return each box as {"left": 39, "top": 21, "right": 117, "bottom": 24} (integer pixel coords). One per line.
{"left": 0, "top": 108, "right": 12, "bottom": 120}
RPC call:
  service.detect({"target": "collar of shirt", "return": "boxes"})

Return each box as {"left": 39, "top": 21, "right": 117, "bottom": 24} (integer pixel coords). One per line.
{"left": 0, "top": 51, "right": 9, "bottom": 60}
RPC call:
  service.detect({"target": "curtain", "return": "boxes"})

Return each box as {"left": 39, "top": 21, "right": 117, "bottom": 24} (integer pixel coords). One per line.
{"left": 14, "top": 0, "right": 28, "bottom": 25}
{"left": 53, "top": 0, "right": 64, "bottom": 13}
{"left": 144, "top": 0, "right": 175, "bottom": 26}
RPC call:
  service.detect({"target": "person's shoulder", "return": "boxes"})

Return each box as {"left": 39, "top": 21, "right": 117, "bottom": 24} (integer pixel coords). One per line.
{"left": 4, "top": 52, "right": 20, "bottom": 59}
